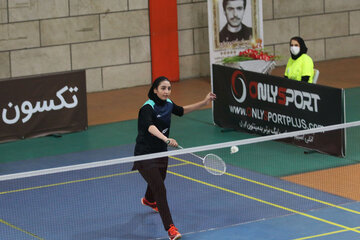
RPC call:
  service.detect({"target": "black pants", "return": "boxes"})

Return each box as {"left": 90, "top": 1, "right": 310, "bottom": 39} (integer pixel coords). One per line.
{"left": 138, "top": 166, "right": 174, "bottom": 230}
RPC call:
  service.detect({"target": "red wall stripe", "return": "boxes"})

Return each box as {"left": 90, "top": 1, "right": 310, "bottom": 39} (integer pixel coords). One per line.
{"left": 149, "top": 0, "right": 179, "bottom": 82}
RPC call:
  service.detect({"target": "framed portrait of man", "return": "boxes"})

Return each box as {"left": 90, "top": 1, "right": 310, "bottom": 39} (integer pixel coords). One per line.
{"left": 209, "top": 0, "right": 263, "bottom": 50}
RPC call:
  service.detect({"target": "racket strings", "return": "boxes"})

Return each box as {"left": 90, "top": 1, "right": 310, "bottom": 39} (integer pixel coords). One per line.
{"left": 203, "top": 154, "right": 226, "bottom": 175}
{"left": 178, "top": 145, "right": 226, "bottom": 176}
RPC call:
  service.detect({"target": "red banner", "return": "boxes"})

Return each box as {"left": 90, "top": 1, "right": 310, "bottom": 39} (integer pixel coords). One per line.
{"left": 149, "top": 0, "right": 179, "bottom": 82}
{"left": 0, "top": 71, "right": 87, "bottom": 143}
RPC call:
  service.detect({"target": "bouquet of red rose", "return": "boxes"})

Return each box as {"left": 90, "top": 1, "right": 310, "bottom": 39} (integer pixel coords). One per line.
{"left": 223, "top": 48, "right": 277, "bottom": 63}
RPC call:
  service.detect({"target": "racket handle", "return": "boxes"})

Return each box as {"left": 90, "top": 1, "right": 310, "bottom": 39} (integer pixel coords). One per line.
{"left": 166, "top": 139, "right": 183, "bottom": 149}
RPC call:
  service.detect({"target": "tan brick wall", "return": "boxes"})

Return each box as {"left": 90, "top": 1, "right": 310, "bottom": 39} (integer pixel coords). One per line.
{"left": 0, "top": 21, "right": 40, "bottom": 51}
{"left": 11, "top": 45, "right": 71, "bottom": 77}
{"left": 177, "top": 1, "right": 208, "bottom": 80}
{"left": 85, "top": 68, "right": 102, "bottom": 93}
{"left": 9, "top": 0, "right": 68, "bottom": 22}
{"left": 0, "top": 52, "right": 10, "bottom": 79}
{"left": 130, "top": 36, "right": 151, "bottom": 63}
{"left": 40, "top": 16, "right": 100, "bottom": 46}
{"left": 100, "top": 10, "right": 149, "bottom": 39}
{"left": 265, "top": 0, "right": 360, "bottom": 68}
{"left": 177, "top": 2, "right": 208, "bottom": 29}
{"left": 0, "top": 0, "right": 7, "bottom": 23}
{"left": 325, "top": 0, "right": 360, "bottom": 12}
{"left": 262, "top": 0, "right": 273, "bottom": 20}
{"left": 194, "top": 28, "right": 209, "bottom": 54}
{"left": 263, "top": 18, "right": 299, "bottom": 45}
{"left": 102, "top": 62, "right": 151, "bottom": 90}
{"left": 179, "top": 30, "right": 194, "bottom": 56}
{"left": 350, "top": 11, "right": 360, "bottom": 34}
{"left": 179, "top": 53, "right": 209, "bottom": 79}
{"left": 326, "top": 35, "right": 360, "bottom": 59}
{"left": 0, "top": 0, "right": 359, "bottom": 92}
{"left": 274, "top": 0, "right": 323, "bottom": 18}
{"left": 300, "top": 13, "right": 349, "bottom": 39}
{"left": 129, "top": 0, "right": 148, "bottom": 10}
{"left": 71, "top": 39, "right": 129, "bottom": 70}
{"left": 69, "top": 0, "right": 127, "bottom": 16}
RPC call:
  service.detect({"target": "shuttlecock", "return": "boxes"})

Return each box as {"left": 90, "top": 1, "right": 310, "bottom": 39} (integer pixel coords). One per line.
{"left": 230, "top": 145, "right": 239, "bottom": 154}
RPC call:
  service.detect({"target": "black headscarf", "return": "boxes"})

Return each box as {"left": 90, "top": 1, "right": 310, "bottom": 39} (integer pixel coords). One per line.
{"left": 290, "top": 36, "right": 308, "bottom": 60}
{"left": 148, "top": 76, "right": 170, "bottom": 106}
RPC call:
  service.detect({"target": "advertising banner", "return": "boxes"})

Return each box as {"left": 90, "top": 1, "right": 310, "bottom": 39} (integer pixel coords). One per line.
{"left": 212, "top": 64, "right": 345, "bottom": 157}
{"left": 0, "top": 71, "right": 87, "bottom": 143}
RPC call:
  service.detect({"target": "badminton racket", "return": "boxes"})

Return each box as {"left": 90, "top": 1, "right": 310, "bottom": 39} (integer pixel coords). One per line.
{"left": 168, "top": 141, "right": 226, "bottom": 175}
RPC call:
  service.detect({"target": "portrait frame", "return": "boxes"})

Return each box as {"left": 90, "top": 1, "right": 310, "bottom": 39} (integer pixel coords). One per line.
{"left": 211, "top": 0, "right": 262, "bottom": 50}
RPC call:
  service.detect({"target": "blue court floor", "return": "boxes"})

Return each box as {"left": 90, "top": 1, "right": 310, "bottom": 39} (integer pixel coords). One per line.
{"left": 0, "top": 145, "right": 359, "bottom": 240}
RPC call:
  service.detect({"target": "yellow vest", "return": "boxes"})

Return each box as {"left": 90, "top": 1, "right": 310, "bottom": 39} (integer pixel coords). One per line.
{"left": 285, "top": 54, "right": 314, "bottom": 83}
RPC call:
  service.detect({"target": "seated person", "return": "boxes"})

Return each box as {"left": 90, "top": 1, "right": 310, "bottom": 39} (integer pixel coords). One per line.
{"left": 284, "top": 36, "right": 314, "bottom": 83}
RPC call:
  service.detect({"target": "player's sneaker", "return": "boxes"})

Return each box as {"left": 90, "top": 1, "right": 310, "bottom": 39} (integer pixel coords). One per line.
{"left": 168, "top": 224, "right": 181, "bottom": 240}
{"left": 141, "top": 197, "right": 158, "bottom": 212}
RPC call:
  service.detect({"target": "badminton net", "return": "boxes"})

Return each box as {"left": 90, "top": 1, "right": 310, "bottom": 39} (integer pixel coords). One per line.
{"left": 0, "top": 120, "right": 359, "bottom": 239}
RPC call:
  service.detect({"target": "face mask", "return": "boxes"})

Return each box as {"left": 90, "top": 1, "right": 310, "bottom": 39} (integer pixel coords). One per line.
{"left": 290, "top": 46, "right": 300, "bottom": 55}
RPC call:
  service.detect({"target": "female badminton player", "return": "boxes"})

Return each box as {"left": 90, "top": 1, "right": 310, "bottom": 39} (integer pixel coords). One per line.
{"left": 132, "top": 76, "right": 216, "bottom": 240}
